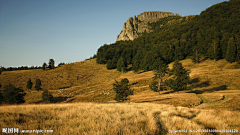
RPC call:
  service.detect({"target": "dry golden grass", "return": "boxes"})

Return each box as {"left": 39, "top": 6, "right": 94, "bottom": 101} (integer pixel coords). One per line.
{"left": 0, "top": 103, "right": 239, "bottom": 135}
{"left": 200, "top": 90, "right": 240, "bottom": 111}
{"left": 0, "top": 59, "right": 155, "bottom": 103}
{"left": 128, "top": 90, "right": 202, "bottom": 107}
{"left": 0, "top": 58, "right": 240, "bottom": 112}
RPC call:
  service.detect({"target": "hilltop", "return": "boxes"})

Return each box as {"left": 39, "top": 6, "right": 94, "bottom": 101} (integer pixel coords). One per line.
{"left": 116, "top": 11, "right": 182, "bottom": 41}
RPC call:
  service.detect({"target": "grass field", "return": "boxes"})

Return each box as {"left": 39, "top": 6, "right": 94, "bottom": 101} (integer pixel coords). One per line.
{"left": 0, "top": 103, "right": 239, "bottom": 135}
{"left": 0, "top": 58, "right": 240, "bottom": 134}
{"left": 0, "top": 58, "right": 240, "bottom": 110}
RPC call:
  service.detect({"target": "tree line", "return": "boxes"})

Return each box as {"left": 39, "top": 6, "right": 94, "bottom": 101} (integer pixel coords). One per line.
{"left": 0, "top": 59, "right": 67, "bottom": 73}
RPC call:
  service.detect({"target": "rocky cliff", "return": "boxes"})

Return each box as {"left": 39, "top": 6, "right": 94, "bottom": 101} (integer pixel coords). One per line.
{"left": 116, "top": 12, "right": 181, "bottom": 41}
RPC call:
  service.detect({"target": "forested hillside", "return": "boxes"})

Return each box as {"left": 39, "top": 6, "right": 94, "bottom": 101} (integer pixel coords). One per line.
{"left": 97, "top": 0, "right": 240, "bottom": 72}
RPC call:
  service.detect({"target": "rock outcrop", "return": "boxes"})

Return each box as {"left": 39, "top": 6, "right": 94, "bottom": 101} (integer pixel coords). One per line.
{"left": 116, "top": 12, "right": 181, "bottom": 41}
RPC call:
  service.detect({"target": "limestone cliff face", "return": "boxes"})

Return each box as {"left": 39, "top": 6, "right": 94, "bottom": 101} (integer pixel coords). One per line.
{"left": 116, "top": 12, "right": 181, "bottom": 41}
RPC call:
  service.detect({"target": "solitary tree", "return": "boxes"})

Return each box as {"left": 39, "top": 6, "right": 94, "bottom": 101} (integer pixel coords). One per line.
{"left": 48, "top": 59, "right": 55, "bottom": 69}
{"left": 113, "top": 78, "right": 133, "bottom": 102}
{"left": 42, "top": 62, "right": 47, "bottom": 71}
{"left": 35, "top": 79, "right": 42, "bottom": 91}
{"left": 151, "top": 57, "right": 168, "bottom": 95}
{"left": 167, "top": 60, "right": 190, "bottom": 93}
{"left": 3, "top": 84, "right": 26, "bottom": 104}
{"left": 42, "top": 90, "right": 53, "bottom": 103}
{"left": 26, "top": 79, "right": 33, "bottom": 93}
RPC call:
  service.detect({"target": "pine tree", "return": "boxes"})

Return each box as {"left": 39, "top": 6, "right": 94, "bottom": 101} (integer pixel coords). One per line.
{"left": 226, "top": 37, "right": 237, "bottom": 63}
{"left": 3, "top": 84, "right": 26, "bottom": 104}
{"left": 107, "top": 57, "right": 117, "bottom": 69}
{"left": 192, "top": 46, "right": 200, "bottom": 63}
{"left": 35, "top": 79, "right": 42, "bottom": 91}
{"left": 235, "top": 34, "right": 240, "bottom": 63}
{"left": 117, "top": 57, "right": 127, "bottom": 73}
{"left": 152, "top": 57, "right": 168, "bottom": 95}
{"left": 26, "top": 78, "right": 33, "bottom": 93}
{"left": 141, "top": 51, "right": 158, "bottom": 71}
{"left": 42, "top": 62, "right": 47, "bottom": 71}
{"left": 132, "top": 50, "right": 144, "bottom": 73}
{"left": 208, "top": 39, "right": 220, "bottom": 62}
{"left": 167, "top": 60, "right": 190, "bottom": 93}
{"left": 42, "top": 90, "right": 53, "bottom": 103}
{"left": 149, "top": 81, "right": 158, "bottom": 92}
{"left": 48, "top": 59, "right": 55, "bottom": 69}
{"left": 113, "top": 78, "right": 133, "bottom": 102}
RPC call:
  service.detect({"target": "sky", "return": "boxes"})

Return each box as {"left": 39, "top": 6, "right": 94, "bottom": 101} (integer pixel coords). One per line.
{"left": 0, "top": 0, "right": 228, "bottom": 67}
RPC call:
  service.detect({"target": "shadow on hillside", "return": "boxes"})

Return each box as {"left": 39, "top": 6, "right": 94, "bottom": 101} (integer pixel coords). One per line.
{"left": 189, "top": 77, "right": 200, "bottom": 84}
{"left": 190, "top": 77, "right": 210, "bottom": 88}
{"left": 58, "top": 86, "right": 71, "bottom": 89}
{"left": 32, "top": 100, "right": 42, "bottom": 104}
{"left": 188, "top": 85, "right": 228, "bottom": 94}
{"left": 136, "top": 98, "right": 171, "bottom": 103}
{"left": 131, "top": 82, "right": 138, "bottom": 86}
{"left": 52, "top": 96, "right": 73, "bottom": 103}
{"left": 193, "top": 81, "right": 210, "bottom": 88}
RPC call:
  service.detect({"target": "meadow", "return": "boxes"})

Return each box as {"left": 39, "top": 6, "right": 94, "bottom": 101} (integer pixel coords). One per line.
{"left": 0, "top": 58, "right": 240, "bottom": 134}
{"left": 0, "top": 58, "right": 240, "bottom": 107}
{"left": 0, "top": 103, "right": 239, "bottom": 135}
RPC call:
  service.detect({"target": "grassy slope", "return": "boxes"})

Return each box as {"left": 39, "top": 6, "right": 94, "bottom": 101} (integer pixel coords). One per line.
{"left": 1, "top": 58, "right": 240, "bottom": 110}
{"left": 1, "top": 58, "right": 240, "bottom": 134}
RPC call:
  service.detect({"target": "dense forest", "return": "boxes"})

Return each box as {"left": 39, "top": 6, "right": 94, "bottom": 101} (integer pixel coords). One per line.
{"left": 96, "top": 0, "right": 240, "bottom": 72}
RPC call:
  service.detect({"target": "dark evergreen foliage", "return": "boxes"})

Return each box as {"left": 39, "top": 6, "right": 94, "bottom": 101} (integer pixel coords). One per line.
{"left": 149, "top": 81, "right": 158, "bottom": 92}
{"left": 48, "top": 59, "right": 55, "bottom": 69}
{"left": 152, "top": 57, "right": 168, "bottom": 94}
{"left": 26, "top": 78, "right": 33, "bottom": 93}
{"left": 35, "top": 79, "right": 42, "bottom": 91}
{"left": 58, "top": 62, "right": 65, "bottom": 66}
{"left": 107, "top": 57, "right": 117, "bottom": 69}
{"left": 117, "top": 57, "right": 127, "bottom": 73}
{"left": 167, "top": 60, "right": 190, "bottom": 93}
{"left": 42, "top": 90, "right": 53, "bottom": 103}
{"left": 113, "top": 78, "right": 133, "bottom": 102}
{"left": 0, "top": 66, "right": 42, "bottom": 72}
{"left": 96, "top": 0, "right": 240, "bottom": 72}
{"left": 3, "top": 84, "right": 26, "bottom": 104}
{"left": 226, "top": 37, "right": 237, "bottom": 63}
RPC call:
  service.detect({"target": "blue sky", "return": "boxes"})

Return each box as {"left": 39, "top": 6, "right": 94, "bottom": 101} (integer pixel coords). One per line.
{"left": 0, "top": 0, "right": 228, "bottom": 67}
